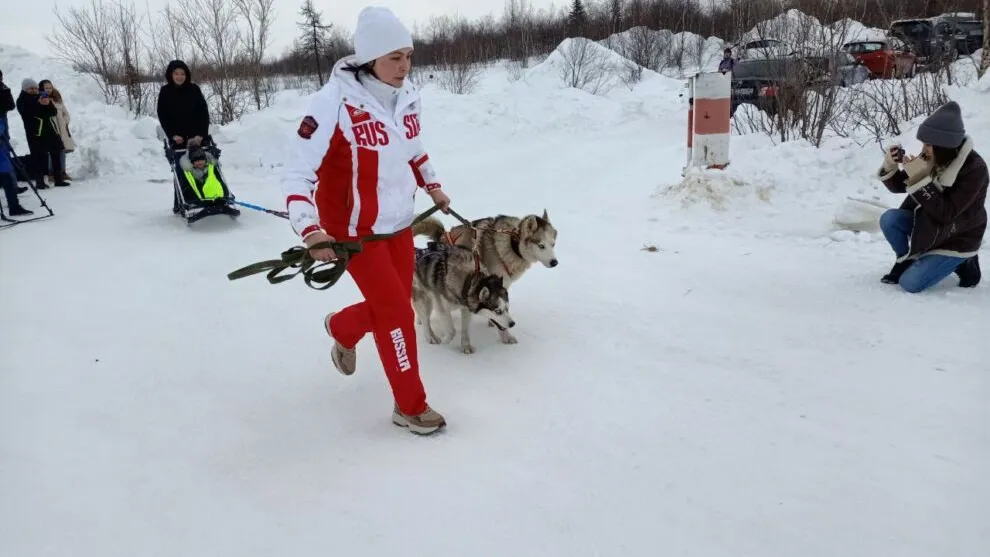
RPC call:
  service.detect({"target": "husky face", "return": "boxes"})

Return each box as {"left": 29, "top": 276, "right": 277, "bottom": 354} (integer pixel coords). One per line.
{"left": 519, "top": 209, "right": 559, "bottom": 269}
{"left": 475, "top": 275, "right": 515, "bottom": 330}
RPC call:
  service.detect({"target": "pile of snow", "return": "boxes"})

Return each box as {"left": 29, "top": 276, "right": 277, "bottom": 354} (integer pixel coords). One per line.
{"left": 524, "top": 37, "right": 639, "bottom": 95}
{"left": 0, "top": 44, "right": 161, "bottom": 180}
{"left": 600, "top": 27, "right": 726, "bottom": 77}
{"left": 738, "top": 9, "right": 889, "bottom": 54}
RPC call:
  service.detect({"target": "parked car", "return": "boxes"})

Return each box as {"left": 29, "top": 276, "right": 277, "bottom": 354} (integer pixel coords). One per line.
{"left": 729, "top": 57, "right": 813, "bottom": 116}
{"left": 932, "top": 12, "right": 984, "bottom": 55}
{"left": 733, "top": 39, "right": 794, "bottom": 60}
{"left": 803, "top": 52, "right": 861, "bottom": 86}
{"left": 841, "top": 38, "right": 917, "bottom": 78}
{"left": 888, "top": 18, "right": 960, "bottom": 63}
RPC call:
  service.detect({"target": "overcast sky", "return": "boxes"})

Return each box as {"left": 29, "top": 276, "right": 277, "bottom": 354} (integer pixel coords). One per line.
{"left": 1, "top": 0, "right": 564, "bottom": 62}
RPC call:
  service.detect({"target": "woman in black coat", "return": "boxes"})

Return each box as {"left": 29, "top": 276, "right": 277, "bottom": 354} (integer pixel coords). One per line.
{"left": 156, "top": 60, "right": 211, "bottom": 150}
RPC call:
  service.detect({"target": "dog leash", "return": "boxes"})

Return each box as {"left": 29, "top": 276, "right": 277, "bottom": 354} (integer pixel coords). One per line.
{"left": 227, "top": 205, "right": 480, "bottom": 291}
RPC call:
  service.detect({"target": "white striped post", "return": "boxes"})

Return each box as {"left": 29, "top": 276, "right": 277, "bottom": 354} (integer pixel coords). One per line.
{"left": 684, "top": 71, "right": 731, "bottom": 173}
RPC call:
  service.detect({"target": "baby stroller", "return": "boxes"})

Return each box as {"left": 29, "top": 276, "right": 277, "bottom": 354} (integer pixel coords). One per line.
{"left": 156, "top": 126, "right": 240, "bottom": 224}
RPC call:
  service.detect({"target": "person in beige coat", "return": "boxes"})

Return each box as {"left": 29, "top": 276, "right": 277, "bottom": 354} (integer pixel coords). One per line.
{"left": 38, "top": 80, "right": 74, "bottom": 182}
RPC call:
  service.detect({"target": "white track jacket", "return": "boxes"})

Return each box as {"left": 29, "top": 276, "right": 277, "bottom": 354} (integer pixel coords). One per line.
{"left": 281, "top": 56, "right": 442, "bottom": 240}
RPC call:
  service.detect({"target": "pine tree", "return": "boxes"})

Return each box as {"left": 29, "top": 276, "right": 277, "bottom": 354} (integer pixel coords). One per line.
{"left": 296, "top": 0, "right": 333, "bottom": 85}
{"left": 609, "top": 0, "right": 623, "bottom": 34}
{"left": 567, "top": 0, "right": 588, "bottom": 38}
{"left": 981, "top": 0, "right": 989, "bottom": 76}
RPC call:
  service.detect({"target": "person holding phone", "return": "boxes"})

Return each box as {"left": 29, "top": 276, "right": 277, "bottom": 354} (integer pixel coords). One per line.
{"left": 876, "top": 101, "right": 987, "bottom": 292}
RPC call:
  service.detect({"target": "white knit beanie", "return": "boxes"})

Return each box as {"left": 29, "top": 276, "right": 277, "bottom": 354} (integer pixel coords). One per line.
{"left": 353, "top": 6, "right": 413, "bottom": 65}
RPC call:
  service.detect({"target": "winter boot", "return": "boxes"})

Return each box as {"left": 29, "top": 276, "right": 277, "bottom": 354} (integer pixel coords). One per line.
{"left": 392, "top": 404, "right": 447, "bottom": 435}
{"left": 60, "top": 171, "right": 72, "bottom": 181}
{"left": 8, "top": 206, "right": 34, "bottom": 216}
{"left": 881, "top": 260, "right": 912, "bottom": 284}
{"left": 324, "top": 312, "right": 356, "bottom": 376}
{"left": 954, "top": 255, "right": 981, "bottom": 288}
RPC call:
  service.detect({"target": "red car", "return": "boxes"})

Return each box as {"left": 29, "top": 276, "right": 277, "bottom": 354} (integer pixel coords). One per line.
{"left": 841, "top": 38, "right": 918, "bottom": 78}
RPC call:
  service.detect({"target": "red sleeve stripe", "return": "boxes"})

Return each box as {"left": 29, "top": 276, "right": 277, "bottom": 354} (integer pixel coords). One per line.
{"left": 409, "top": 160, "right": 426, "bottom": 187}
{"left": 286, "top": 194, "right": 314, "bottom": 208}
{"left": 300, "top": 225, "right": 321, "bottom": 238}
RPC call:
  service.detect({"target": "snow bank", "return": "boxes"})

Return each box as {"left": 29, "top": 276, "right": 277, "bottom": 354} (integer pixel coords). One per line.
{"left": 0, "top": 44, "right": 160, "bottom": 180}
{"left": 739, "top": 9, "right": 889, "bottom": 54}
{"left": 600, "top": 27, "right": 726, "bottom": 77}
{"left": 525, "top": 37, "right": 633, "bottom": 95}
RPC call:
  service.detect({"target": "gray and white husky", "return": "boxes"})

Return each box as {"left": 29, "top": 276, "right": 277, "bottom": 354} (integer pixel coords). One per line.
{"left": 411, "top": 241, "right": 516, "bottom": 354}
{"left": 413, "top": 210, "right": 559, "bottom": 288}
{"left": 413, "top": 210, "right": 558, "bottom": 344}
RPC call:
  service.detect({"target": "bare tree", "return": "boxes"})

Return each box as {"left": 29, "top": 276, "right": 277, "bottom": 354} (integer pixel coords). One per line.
{"left": 842, "top": 68, "right": 950, "bottom": 143}
{"left": 48, "top": 0, "right": 122, "bottom": 104}
{"left": 558, "top": 37, "right": 616, "bottom": 94}
{"left": 612, "top": 27, "right": 672, "bottom": 73}
{"left": 113, "top": 1, "right": 149, "bottom": 116}
{"left": 233, "top": 0, "right": 276, "bottom": 110}
{"left": 146, "top": 5, "right": 186, "bottom": 77}
{"left": 436, "top": 60, "right": 483, "bottom": 94}
{"left": 172, "top": 0, "right": 247, "bottom": 125}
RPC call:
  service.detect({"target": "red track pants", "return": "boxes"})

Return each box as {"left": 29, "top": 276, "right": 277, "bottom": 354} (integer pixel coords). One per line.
{"left": 327, "top": 228, "right": 427, "bottom": 416}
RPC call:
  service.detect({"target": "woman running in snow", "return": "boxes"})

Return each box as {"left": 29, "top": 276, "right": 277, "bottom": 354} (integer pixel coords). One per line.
{"left": 281, "top": 6, "right": 452, "bottom": 436}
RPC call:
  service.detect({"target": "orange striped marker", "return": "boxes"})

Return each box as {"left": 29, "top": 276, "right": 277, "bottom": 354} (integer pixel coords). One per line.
{"left": 685, "top": 72, "right": 731, "bottom": 172}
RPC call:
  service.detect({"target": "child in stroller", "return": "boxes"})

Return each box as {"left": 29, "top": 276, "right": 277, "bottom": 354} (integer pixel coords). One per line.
{"left": 160, "top": 132, "right": 239, "bottom": 224}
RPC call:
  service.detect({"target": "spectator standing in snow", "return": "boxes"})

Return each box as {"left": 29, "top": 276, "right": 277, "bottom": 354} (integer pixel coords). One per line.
{"left": 282, "top": 6, "right": 452, "bottom": 435}
{"left": 156, "top": 60, "right": 210, "bottom": 151}
{"left": 38, "top": 79, "right": 74, "bottom": 182}
{"left": 877, "top": 100, "right": 987, "bottom": 292}
{"left": 1, "top": 69, "right": 19, "bottom": 189}
{"left": 718, "top": 48, "right": 735, "bottom": 74}
{"left": 15, "top": 79, "right": 68, "bottom": 189}
{"left": 0, "top": 117, "right": 33, "bottom": 216}
{"left": 0, "top": 69, "right": 15, "bottom": 141}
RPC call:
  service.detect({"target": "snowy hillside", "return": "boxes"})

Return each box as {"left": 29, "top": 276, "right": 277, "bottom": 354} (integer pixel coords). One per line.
{"left": 2, "top": 11, "right": 989, "bottom": 557}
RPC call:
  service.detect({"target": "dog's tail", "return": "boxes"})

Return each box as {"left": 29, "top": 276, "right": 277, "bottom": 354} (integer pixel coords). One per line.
{"left": 412, "top": 216, "right": 446, "bottom": 242}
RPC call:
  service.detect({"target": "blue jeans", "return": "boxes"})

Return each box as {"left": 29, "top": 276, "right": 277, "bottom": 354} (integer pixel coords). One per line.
{"left": 47, "top": 150, "right": 66, "bottom": 174}
{"left": 2, "top": 169, "right": 21, "bottom": 210}
{"left": 879, "top": 208, "right": 966, "bottom": 293}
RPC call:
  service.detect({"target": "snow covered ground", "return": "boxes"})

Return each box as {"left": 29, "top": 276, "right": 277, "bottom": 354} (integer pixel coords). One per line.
{"left": 2, "top": 30, "right": 989, "bottom": 557}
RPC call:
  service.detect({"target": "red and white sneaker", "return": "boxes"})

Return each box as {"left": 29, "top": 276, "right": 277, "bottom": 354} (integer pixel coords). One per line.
{"left": 324, "top": 312, "right": 356, "bottom": 376}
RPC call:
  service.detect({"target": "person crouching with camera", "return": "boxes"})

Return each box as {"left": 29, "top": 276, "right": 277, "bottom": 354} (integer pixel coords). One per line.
{"left": 877, "top": 100, "right": 987, "bottom": 293}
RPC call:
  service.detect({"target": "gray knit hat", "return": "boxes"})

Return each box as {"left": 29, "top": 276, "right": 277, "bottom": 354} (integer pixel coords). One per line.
{"left": 916, "top": 101, "right": 966, "bottom": 148}
{"left": 21, "top": 78, "right": 37, "bottom": 91}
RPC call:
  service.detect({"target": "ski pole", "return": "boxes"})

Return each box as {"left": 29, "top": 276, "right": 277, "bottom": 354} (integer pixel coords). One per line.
{"left": 233, "top": 200, "right": 288, "bottom": 219}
